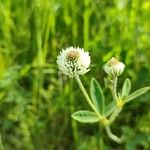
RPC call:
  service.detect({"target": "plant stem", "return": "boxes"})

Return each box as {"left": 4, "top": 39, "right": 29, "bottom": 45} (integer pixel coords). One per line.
{"left": 106, "top": 76, "right": 125, "bottom": 143}
{"left": 0, "top": 134, "right": 5, "bottom": 150}
{"left": 75, "top": 75, "right": 102, "bottom": 120}
{"left": 105, "top": 125, "right": 125, "bottom": 144}
{"left": 113, "top": 77, "right": 118, "bottom": 100}
{"left": 69, "top": 79, "right": 79, "bottom": 146}
{"left": 99, "top": 124, "right": 104, "bottom": 149}
{"left": 109, "top": 77, "right": 122, "bottom": 124}
{"left": 110, "top": 77, "right": 118, "bottom": 103}
{"left": 109, "top": 108, "right": 122, "bottom": 124}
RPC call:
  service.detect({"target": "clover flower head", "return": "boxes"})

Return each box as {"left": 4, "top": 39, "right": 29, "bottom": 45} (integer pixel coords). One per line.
{"left": 104, "top": 57, "right": 125, "bottom": 77}
{"left": 57, "top": 46, "right": 91, "bottom": 77}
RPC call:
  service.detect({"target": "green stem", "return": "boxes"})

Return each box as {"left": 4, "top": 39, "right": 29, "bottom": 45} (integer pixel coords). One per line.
{"left": 105, "top": 126, "right": 125, "bottom": 144}
{"left": 109, "top": 77, "right": 122, "bottom": 124}
{"left": 109, "top": 108, "right": 122, "bottom": 124}
{"left": 106, "top": 76, "right": 125, "bottom": 143}
{"left": 99, "top": 124, "right": 104, "bottom": 149}
{"left": 109, "top": 77, "right": 118, "bottom": 103}
{"left": 111, "top": 77, "right": 118, "bottom": 102}
{"left": 0, "top": 134, "right": 5, "bottom": 150}
{"left": 75, "top": 75, "right": 102, "bottom": 120}
{"left": 70, "top": 79, "right": 78, "bottom": 146}
{"left": 114, "top": 77, "right": 118, "bottom": 100}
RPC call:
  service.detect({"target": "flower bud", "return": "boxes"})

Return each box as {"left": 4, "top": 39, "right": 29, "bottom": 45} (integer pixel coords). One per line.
{"left": 104, "top": 57, "right": 125, "bottom": 77}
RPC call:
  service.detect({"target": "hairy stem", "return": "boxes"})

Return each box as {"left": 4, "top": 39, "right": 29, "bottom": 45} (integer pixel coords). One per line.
{"left": 105, "top": 125, "right": 125, "bottom": 144}
{"left": 110, "top": 77, "right": 118, "bottom": 102}
{"left": 109, "top": 108, "right": 122, "bottom": 124}
{"left": 109, "top": 77, "right": 122, "bottom": 124}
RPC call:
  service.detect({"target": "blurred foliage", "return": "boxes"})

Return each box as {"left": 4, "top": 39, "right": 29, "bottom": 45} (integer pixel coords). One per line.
{"left": 0, "top": 0, "right": 150, "bottom": 149}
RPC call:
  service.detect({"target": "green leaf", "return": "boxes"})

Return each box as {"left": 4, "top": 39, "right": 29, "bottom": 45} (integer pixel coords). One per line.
{"left": 71, "top": 110, "right": 99, "bottom": 123}
{"left": 104, "top": 101, "right": 116, "bottom": 117}
{"left": 122, "top": 78, "right": 131, "bottom": 97}
{"left": 90, "top": 78, "right": 105, "bottom": 114}
{"left": 125, "top": 87, "right": 150, "bottom": 103}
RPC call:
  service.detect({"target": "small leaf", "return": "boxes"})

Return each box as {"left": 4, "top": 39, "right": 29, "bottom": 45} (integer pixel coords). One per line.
{"left": 104, "top": 101, "right": 116, "bottom": 117}
{"left": 125, "top": 87, "right": 150, "bottom": 103}
{"left": 122, "top": 78, "right": 131, "bottom": 97}
{"left": 71, "top": 110, "right": 99, "bottom": 123}
{"left": 90, "top": 78, "right": 105, "bottom": 114}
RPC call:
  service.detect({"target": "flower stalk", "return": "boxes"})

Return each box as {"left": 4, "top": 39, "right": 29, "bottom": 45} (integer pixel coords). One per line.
{"left": 110, "top": 77, "right": 118, "bottom": 103}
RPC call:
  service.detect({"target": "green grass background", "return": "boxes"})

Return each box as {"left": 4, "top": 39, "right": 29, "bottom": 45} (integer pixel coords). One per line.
{"left": 0, "top": 0, "right": 150, "bottom": 149}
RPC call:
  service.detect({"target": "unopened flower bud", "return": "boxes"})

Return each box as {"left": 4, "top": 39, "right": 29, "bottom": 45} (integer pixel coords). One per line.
{"left": 104, "top": 57, "right": 125, "bottom": 77}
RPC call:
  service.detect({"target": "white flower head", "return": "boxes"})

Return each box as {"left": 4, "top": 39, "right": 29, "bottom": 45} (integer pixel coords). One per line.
{"left": 57, "top": 46, "right": 91, "bottom": 77}
{"left": 104, "top": 57, "right": 125, "bottom": 77}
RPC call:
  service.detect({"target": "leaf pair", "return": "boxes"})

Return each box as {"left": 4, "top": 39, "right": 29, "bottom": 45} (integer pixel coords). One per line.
{"left": 72, "top": 78, "right": 106, "bottom": 123}
{"left": 122, "top": 78, "right": 150, "bottom": 103}
{"left": 90, "top": 78, "right": 116, "bottom": 117}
